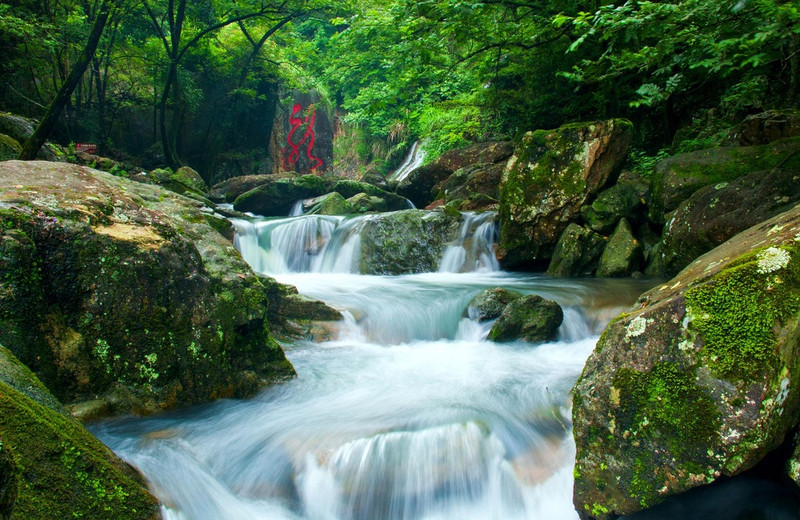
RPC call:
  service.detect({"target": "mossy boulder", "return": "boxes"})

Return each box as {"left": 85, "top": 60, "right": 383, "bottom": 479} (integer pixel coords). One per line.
{"left": 346, "top": 193, "right": 387, "bottom": 213}
{"left": 466, "top": 288, "right": 522, "bottom": 322}
{"left": 330, "top": 180, "right": 409, "bottom": 211}
{"left": 596, "top": 218, "right": 643, "bottom": 277}
{"left": 0, "top": 344, "right": 159, "bottom": 519}
{"left": 358, "top": 209, "right": 463, "bottom": 275}
{"left": 0, "top": 160, "right": 295, "bottom": 416}
{"left": 0, "top": 113, "right": 59, "bottom": 161}
{"left": 439, "top": 163, "right": 504, "bottom": 212}
{"left": 547, "top": 223, "right": 606, "bottom": 277}
{"left": 304, "top": 192, "right": 354, "bottom": 216}
{"left": 498, "top": 119, "right": 633, "bottom": 270}
{"left": 647, "top": 137, "right": 800, "bottom": 225}
{"left": 572, "top": 203, "right": 800, "bottom": 519}
{"left": 396, "top": 141, "right": 513, "bottom": 209}
{"left": 730, "top": 109, "right": 800, "bottom": 146}
{"left": 652, "top": 167, "right": 800, "bottom": 277}
{"left": 0, "top": 135, "right": 21, "bottom": 161}
{"left": 209, "top": 174, "right": 275, "bottom": 202}
{"left": 148, "top": 166, "right": 209, "bottom": 199}
{"left": 488, "top": 294, "right": 563, "bottom": 343}
{"left": 580, "top": 179, "right": 646, "bottom": 234}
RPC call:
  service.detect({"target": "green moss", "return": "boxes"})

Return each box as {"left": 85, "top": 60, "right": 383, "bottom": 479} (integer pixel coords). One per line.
{"left": 685, "top": 244, "right": 800, "bottom": 381}
{"left": 0, "top": 380, "right": 158, "bottom": 519}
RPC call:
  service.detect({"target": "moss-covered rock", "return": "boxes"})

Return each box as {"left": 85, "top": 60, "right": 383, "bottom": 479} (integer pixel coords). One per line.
{"left": 596, "top": 218, "right": 643, "bottom": 277}
{"left": 330, "top": 180, "right": 409, "bottom": 211}
{"left": 647, "top": 137, "right": 800, "bottom": 225}
{"left": 233, "top": 174, "right": 329, "bottom": 216}
{"left": 498, "top": 119, "right": 633, "bottom": 270}
{"left": 209, "top": 174, "right": 275, "bottom": 203}
{"left": 346, "top": 193, "right": 387, "bottom": 213}
{"left": 0, "top": 345, "right": 159, "bottom": 519}
{"left": 358, "top": 209, "right": 462, "bottom": 275}
{"left": 0, "top": 160, "right": 295, "bottom": 416}
{"left": 572, "top": 203, "right": 800, "bottom": 519}
{"left": 0, "top": 134, "right": 21, "bottom": 161}
{"left": 260, "top": 276, "right": 342, "bottom": 339}
{"left": 651, "top": 167, "right": 800, "bottom": 277}
{"left": 488, "top": 295, "right": 563, "bottom": 343}
{"left": 439, "top": 163, "right": 504, "bottom": 212}
{"left": 466, "top": 288, "right": 522, "bottom": 322}
{"left": 547, "top": 223, "right": 606, "bottom": 277}
{"left": 304, "top": 192, "right": 354, "bottom": 216}
{"left": 580, "top": 179, "right": 646, "bottom": 234}
{"left": 0, "top": 113, "right": 59, "bottom": 161}
{"left": 730, "top": 109, "right": 800, "bottom": 146}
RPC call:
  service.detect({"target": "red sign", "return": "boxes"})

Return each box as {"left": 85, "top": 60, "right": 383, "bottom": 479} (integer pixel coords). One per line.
{"left": 75, "top": 143, "right": 98, "bottom": 154}
{"left": 282, "top": 103, "right": 323, "bottom": 170}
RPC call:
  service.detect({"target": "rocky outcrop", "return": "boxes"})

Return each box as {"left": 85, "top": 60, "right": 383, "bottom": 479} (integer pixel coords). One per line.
{"left": 647, "top": 137, "right": 800, "bottom": 224}
{"left": 437, "top": 163, "right": 504, "bottom": 211}
{"left": 497, "top": 119, "right": 633, "bottom": 270}
{"left": 466, "top": 288, "right": 522, "bottom": 322}
{"left": 488, "top": 295, "right": 563, "bottom": 343}
{"left": 149, "top": 165, "right": 209, "bottom": 198}
{"left": 654, "top": 167, "right": 800, "bottom": 277}
{"left": 0, "top": 160, "right": 295, "bottom": 416}
{"left": 0, "top": 344, "right": 159, "bottom": 519}
{"left": 547, "top": 224, "right": 606, "bottom": 277}
{"left": 580, "top": 178, "right": 646, "bottom": 234}
{"left": 358, "top": 209, "right": 462, "bottom": 275}
{"left": 396, "top": 141, "right": 513, "bottom": 208}
{"left": 572, "top": 203, "right": 800, "bottom": 519}
{"left": 0, "top": 135, "right": 21, "bottom": 161}
{"left": 260, "top": 276, "right": 342, "bottom": 339}
{"left": 596, "top": 218, "right": 643, "bottom": 277}
{"left": 730, "top": 109, "right": 800, "bottom": 146}
{"left": 0, "top": 113, "right": 60, "bottom": 161}
{"left": 303, "top": 192, "right": 354, "bottom": 215}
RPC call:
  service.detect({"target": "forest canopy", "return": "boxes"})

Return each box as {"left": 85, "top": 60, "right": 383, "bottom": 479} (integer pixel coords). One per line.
{"left": 1, "top": 0, "right": 797, "bottom": 175}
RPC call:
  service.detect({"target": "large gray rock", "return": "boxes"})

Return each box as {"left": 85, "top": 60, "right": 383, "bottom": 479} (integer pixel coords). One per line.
{"left": 596, "top": 218, "right": 643, "bottom": 277}
{"left": 547, "top": 223, "right": 606, "bottom": 277}
{"left": 488, "top": 295, "right": 563, "bottom": 343}
{"left": 580, "top": 179, "right": 646, "bottom": 234}
{"left": 358, "top": 209, "right": 462, "bottom": 275}
{"left": 572, "top": 203, "right": 800, "bottom": 519}
{"left": 647, "top": 137, "right": 800, "bottom": 224}
{"left": 439, "top": 163, "right": 505, "bottom": 211}
{"left": 730, "top": 109, "right": 800, "bottom": 146}
{"left": 0, "top": 161, "right": 295, "bottom": 416}
{"left": 0, "top": 112, "right": 60, "bottom": 161}
{"left": 466, "top": 288, "right": 522, "bottom": 322}
{"left": 653, "top": 167, "right": 800, "bottom": 277}
{"left": 498, "top": 119, "right": 633, "bottom": 269}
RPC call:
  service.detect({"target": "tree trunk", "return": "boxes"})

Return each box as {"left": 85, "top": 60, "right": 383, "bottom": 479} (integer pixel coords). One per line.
{"left": 19, "top": 0, "right": 112, "bottom": 160}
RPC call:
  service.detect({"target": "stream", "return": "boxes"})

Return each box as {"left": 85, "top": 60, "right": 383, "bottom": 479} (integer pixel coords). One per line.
{"left": 93, "top": 210, "right": 654, "bottom": 520}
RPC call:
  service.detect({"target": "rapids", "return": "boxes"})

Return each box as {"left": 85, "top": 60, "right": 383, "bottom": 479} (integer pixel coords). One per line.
{"left": 93, "top": 210, "right": 654, "bottom": 520}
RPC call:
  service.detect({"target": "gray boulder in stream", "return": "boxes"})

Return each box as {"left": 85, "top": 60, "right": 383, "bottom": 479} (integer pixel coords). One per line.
{"left": 572, "top": 202, "right": 800, "bottom": 519}
{"left": 466, "top": 288, "right": 522, "bottom": 322}
{"left": 358, "top": 209, "right": 462, "bottom": 275}
{"left": 0, "top": 160, "right": 295, "bottom": 417}
{"left": 488, "top": 295, "right": 563, "bottom": 343}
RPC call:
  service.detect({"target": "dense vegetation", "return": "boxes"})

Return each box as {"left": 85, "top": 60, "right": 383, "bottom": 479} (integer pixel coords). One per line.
{"left": 1, "top": 0, "right": 798, "bottom": 175}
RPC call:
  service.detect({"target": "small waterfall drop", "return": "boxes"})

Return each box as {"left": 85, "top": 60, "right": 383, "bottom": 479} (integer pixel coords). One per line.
{"left": 389, "top": 141, "right": 426, "bottom": 183}
{"left": 438, "top": 212, "right": 499, "bottom": 273}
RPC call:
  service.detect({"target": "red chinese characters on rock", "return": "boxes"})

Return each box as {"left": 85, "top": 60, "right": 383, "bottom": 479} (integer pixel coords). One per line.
{"left": 282, "top": 103, "right": 323, "bottom": 171}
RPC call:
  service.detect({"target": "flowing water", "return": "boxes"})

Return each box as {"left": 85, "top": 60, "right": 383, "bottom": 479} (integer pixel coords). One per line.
{"left": 389, "top": 141, "right": 426, "bottom": 184}
{"left": 94, "top": 211, "right": 654, "bottom": 520}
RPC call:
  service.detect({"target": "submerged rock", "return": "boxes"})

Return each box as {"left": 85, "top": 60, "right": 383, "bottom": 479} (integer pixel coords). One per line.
{"left": 596, "top": 218, "right": 643, "bottom": 277}
{"left": 0, "top": 161, "right": 295, "bottom": 416}
{"left": 488, "top": 295, "right": 563, "bottom": 343}
{"left": 498, "top": 119, "right": 633, "bottom": 269}
{"left": 647, "top": 137, "right": 800, "bottom": 224}
{"left": 466, "top": 288, "right": 522, "bottom": 322}
{"left": 572, "top": 203, "right": 800, "bottom": 518}
{"left": 653, "top": 167, "right": 800, "bottom": 277}
{"left": 547, "top": 223, "right": 606, "bottom": 277}
{"left": 0, "top": 344, "right": 159, "bottom": 519}
{"left": 358, "top": 209, "right": 462, "bottom": 275}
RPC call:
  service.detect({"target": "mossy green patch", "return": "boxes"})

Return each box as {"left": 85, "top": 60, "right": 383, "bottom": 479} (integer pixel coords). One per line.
{"left": 685, "top": 244, "right": 800, "bottom": 381}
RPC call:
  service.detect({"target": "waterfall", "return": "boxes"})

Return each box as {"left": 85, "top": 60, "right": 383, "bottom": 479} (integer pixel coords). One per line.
{"left": 94, "top": 205, "right": 656, "bottom": 520}
{"left": 389, "top": 141, "right": 426, "bottom": 183}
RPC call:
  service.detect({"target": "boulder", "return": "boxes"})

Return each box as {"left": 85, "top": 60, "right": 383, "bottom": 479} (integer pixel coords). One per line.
{"left": 572, "top": 203, "right": 800, "bottom": 518}
{"left": 347, "top": 193, "right": 388, "bottom": 213}
{"left": 0, "top": 161, "right": 295, "bottom": 416}
{"left": 596, "top": 218, "right": 643, "bottom": 277}
{"left": 0, "top": 113, "right": 60, "bottom": 161}
{"left": 547, "top": 223, "right": 606, "bottom": 277}
{"left": 466, "top": 288, "right": 522, "bottom": 322}
{"left": 730, "top": 109, "right": 800, "bottom": 146}
{"left": 304, "top": 192, "right": 354, "bottom": 216}
{"left": 440, "top": 163, "right": 504, "bottom": 211}
{"left": 260, "top": 277, "right": 342, "bottom": 339}
{"left": 0, "top": 134, "right": 21, "bottom": 161}
{"left": 488, "top": 295, "right": 563, "bottom": 343}
{"left": 209, "top": 174, "right": 274, "bottom": 202}
{"left": 330, "top": 180, "right": 409, "bottom": 211}
{"left": 580, "top": 179, "right": 646, "bottom": 234}
{"left": 149, "top": 166, "right": 209, "bottom": 198}
{"left": 396, "top": 141, "right": 513, "bottom": 208}
{"left": 358, "top": 209, "right": 463, "bottom": 275}
{"left": 653, "top": 167, "right": 800, "bottom": 277}
{"left": 647, "top": 137, "right": 800, "bottom": 224}
{"left": 234, "top": 174, "right": 330, "bottom": 215}
{"left": 0, "top": 344, "right": 159, "bottom": 519}
{"left": 498, "top": 119, "right": 633, "bottom": 270}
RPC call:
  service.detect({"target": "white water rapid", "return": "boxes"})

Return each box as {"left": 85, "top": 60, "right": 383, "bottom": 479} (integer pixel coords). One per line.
{"left": 93, "top": 210, "right": 654, "bottom": 520}
{"left": 389, "top": 141, "right": 426, "bottom": 183}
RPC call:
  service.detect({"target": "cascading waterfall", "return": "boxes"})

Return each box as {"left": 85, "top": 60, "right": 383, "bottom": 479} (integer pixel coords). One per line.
{"left": 389, "top": 141, "right": 426, "bottom": 183}
{"left": 94, "top": 207, "right": 654, "bottom": 520}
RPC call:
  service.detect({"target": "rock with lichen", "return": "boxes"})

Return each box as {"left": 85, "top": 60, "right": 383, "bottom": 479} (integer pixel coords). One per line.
{"left": 572, "top": 203, "right": 800, "bottom": 519}
{"left": 0, "top": 344, "right": 159, "bottom": 519}
{"left": 547, "top": 223, "right": 606, "bottom": 277}
{"left": 488, "top": 295, "right": 563, "bottom": 343}
{"left": 497, "top": 119, "right": 633, "bottom": 270}
{"left": 466, "top": 288, "right": 522, "bottom": 322}
{"left": 596, "top": 218, "right": 643, "bottom": 277}
{"left": 0, "top": 160, "right": 295, "bottom": 417}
